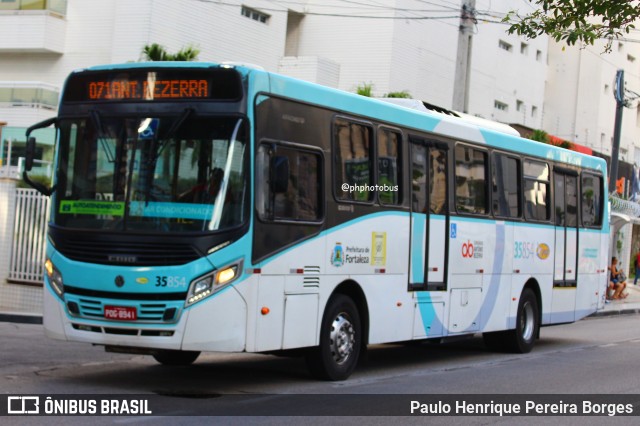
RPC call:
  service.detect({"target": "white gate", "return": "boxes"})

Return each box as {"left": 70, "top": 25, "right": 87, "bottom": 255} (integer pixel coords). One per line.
{"left": 9, "top": 188, "right": 50, "bottom": 284}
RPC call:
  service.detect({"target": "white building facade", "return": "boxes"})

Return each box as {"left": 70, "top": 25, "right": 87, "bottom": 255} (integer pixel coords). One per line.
{"left": 0, "top": 0, "right": 549, "bottom": 129}
{"left": 543, "top": 39, "right": 640, "bottom": 163}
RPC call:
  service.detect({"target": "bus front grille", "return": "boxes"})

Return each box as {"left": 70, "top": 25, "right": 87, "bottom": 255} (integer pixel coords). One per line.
{"left": 65, "top": 294, "right": 183, "bottom": 324}
{"left": 55, "top": 239, "right": 200, "bottom": 266}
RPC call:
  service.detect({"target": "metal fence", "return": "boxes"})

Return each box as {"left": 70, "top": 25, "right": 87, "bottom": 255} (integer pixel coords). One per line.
{"left": 9, "top": 188, "right": 50, "bottom": 284}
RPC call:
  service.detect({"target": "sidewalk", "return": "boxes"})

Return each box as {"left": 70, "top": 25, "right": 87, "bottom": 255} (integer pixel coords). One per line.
{"left": 591, "top": 281, "right": 640, "bottom": 317}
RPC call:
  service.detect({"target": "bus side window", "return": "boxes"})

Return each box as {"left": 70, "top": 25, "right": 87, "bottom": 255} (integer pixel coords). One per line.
{"left": 455, "top": 145, "right": 488, "bottom": 215}
{"left": 257, "top": 143, "right": 323, "bottom": 222}
{"left": 334, "top": 118, "right": 374, "bottom": 202}
{"left": 377, "top": 127, "right": 402, "bottom": 205}
{"left": 492, "top": 153, "right": 521, "bottom": 218}
{"left": 523, "top": 159, "right": 550, "bottom": 221}
{"left": 581, "top": 173, "right": 602, "bottom": 227}
{"left": 430, "top": 149, "right": 447, "bottom": 215}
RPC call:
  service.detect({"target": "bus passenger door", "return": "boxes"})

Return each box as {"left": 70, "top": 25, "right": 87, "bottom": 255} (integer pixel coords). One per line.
{"left": 552, "top": 171, "right": 578, "bottom": 321}
{"left": 410, "top": 139, "right": 448, "bottom": 338}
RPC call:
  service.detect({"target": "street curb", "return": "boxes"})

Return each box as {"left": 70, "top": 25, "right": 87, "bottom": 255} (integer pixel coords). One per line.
{"left": 589, "top": 308, "right": 640, "bottom": 318}
{"left": 0, "top": 313, "right": 43, "bottom": 324}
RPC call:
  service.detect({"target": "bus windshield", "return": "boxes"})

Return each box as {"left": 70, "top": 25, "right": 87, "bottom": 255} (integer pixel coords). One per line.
{"left": 54, "top": 114, "right": 248, "bottom": 233}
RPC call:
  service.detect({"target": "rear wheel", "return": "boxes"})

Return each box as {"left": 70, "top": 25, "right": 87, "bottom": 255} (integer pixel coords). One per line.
{"left": 483, "top": 288, "right": 539, "bottom": 353}
{"left": 306, "top": 294, "right": 361, "bottom": 381}
{"left": 152, "top": 350, "right": 200, "bottom": 366}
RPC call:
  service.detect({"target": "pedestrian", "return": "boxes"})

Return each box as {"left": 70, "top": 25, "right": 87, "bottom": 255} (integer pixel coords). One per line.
{"left": 610, "top": 257, "right": 629, "bottom": 300}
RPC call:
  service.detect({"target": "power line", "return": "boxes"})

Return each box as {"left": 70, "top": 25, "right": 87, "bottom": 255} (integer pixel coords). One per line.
{"left": 519, "top": 0, "right": 536, "bottom": 11}
{"left": 414, "top": 0, "right": 461, "bottom": 11}
{"left": 287, "top": 0, "right": 461, "bottom": 13}
{"left": 195, "top": 0, "right": 462, "bottom": 19}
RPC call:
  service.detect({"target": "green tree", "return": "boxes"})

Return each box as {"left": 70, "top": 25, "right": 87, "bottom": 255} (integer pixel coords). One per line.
{"left": 529, "top": 129, "right": 574, "bottom": 150}
{"left": 141, "top": 43, "right": 200, "bottom": 61}
{"left": 384, "top": 90, "right": 412, "bottom": 98}
{"left": 504, "top": 0, "right": 640, "bottom": 52}
{"left": 529, "top": 129, "right": 549, "bottom": 143}
{"left": 356, "top": 82, "right": 374, "bottom": 97}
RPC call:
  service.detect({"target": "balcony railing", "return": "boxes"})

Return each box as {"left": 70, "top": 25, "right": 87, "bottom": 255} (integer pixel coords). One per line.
{"left": 609, "top": 194, "right": 640, "bottom": 217}
{"left": 0, "top": 0, "right": 67, "bottom": 15}
{"left": 0, "top": 84, "right": 59, "bottom": 110}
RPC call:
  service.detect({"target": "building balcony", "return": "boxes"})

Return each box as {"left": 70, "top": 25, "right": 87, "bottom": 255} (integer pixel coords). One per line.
{"left": 0, "top": 8, "right": 66, "bottom": 53}
{"left": 0, "top": 82, "right": 58, "bottom": 127}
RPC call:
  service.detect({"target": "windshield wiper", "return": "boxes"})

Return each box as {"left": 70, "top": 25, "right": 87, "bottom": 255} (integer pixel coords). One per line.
{"left": 152, "top": 108, "right": 194, "bottom": 160}
{"left": 167, "top": 108, "right": 194, "bottom": 140}
{"left": 144, "top": 108, "right": 194, "bottom": 204}
{"left": 89, "top": 109, "right": 115, "bottom": 163}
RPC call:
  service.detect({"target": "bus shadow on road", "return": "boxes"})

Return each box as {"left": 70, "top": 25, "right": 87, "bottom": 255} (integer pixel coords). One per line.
{"left": 53, "top": 334, "right": 582, "bottom": 394}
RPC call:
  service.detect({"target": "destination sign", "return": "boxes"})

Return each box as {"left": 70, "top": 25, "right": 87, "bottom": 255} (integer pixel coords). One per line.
{"left": 88, "top": 79, "right": 208, "bottom": 100}
{"left": 63, "top": 68, "right": 242, "bottom": 102}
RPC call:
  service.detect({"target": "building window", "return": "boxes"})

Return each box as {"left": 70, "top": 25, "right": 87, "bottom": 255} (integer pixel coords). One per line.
{"left": 531, "top": 105, "right": 538, "bottom": 118}
{"left": 520, "top": 42, "right": 528, "bottom": 55}
{"left": 516, "top": 100, "right": 524, "bottom": 112}
{"left": 618, "top": 42, "right": 624, "bottom": 52}
{"left": 498, "top": 40, "right": 512, "bottom": 52}
{"left": 494, "top": 100, "right": 508, "bottom": 112}
{"left": 241, "top": 6, "right": 269, "bottom": 23}
{"left": 536, "top": 50, "right": 542, "bottom": 61}
{"left": 604, "top": 84, "right": 609, "bottom": 94}
{"left": 628, "top": 54, "right": 636, "bottom": 63}
{"left": 0, "top": 0, "right": 67, "bottom": 14}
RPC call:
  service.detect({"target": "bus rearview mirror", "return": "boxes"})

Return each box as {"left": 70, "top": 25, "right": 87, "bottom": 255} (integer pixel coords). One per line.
{"left": 25, "top": 136, "right": 36, "bottom": 172}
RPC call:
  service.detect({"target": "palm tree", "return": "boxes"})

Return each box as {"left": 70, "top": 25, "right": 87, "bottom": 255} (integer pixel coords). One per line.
{"left": 171, "top": 45, "right": 200, "bottom": 61}
{"left": 141, "top": 43, "right": 200, "bottom": 61}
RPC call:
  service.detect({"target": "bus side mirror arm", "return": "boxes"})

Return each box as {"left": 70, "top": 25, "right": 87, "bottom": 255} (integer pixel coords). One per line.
{"left": 23, "top": 117, "right": 57, "bottom": 197}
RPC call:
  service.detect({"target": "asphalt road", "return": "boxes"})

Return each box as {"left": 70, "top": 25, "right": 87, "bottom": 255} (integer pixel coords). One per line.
{"left": 1, "top": 315, "right": 640, "bottom": 425}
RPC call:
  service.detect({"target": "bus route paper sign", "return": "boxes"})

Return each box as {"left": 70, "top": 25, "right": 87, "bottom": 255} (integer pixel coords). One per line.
{"left": 371, "top": 232, "right": 387, "bottom": 266}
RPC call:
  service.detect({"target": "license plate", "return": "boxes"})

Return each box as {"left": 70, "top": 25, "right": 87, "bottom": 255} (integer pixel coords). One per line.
{"left": 104, "top": 305, "right": 137, "bottom": 321}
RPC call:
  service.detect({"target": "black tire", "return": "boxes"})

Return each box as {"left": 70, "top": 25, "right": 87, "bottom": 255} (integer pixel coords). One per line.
{"left": 152, "top": 350, "right": 200, "bottom": 366}
{"left": 484, "top": 288, "right": 539, "bottom": 353}
{"left": 306, "top": 294, "right": 361, "bottom": 381}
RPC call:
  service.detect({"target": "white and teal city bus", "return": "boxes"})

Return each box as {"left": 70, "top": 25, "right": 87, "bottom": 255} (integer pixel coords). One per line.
{"left": 24, "top": 62, "right": 608, "bottom": 381}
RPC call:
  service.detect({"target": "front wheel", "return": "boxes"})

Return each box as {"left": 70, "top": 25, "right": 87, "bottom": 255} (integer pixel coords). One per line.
{"left": 306, "top": 294, "right": 361, "bottom": 381}
{"left": 152, "top": 350, "right": 200, "bottom": 366}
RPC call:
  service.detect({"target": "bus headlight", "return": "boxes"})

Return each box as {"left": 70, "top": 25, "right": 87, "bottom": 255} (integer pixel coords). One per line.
{"left": 44, "top": 258, "right": 64, "bottom": 299}
{"left": 185, "top": 260, "right": 243, "bottom": 307}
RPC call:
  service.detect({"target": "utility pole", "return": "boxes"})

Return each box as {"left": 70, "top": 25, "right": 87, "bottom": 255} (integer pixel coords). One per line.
{"left": 610, "top": 69, "right": 624, "bottom": 194}
{"left": 452, "top": 0, "right": 476, "bottom": 113}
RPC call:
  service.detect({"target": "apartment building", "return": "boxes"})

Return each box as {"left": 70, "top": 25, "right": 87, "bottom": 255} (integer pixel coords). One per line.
{"left": 544, "top": 38, "right": 640, "bottom": 164}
